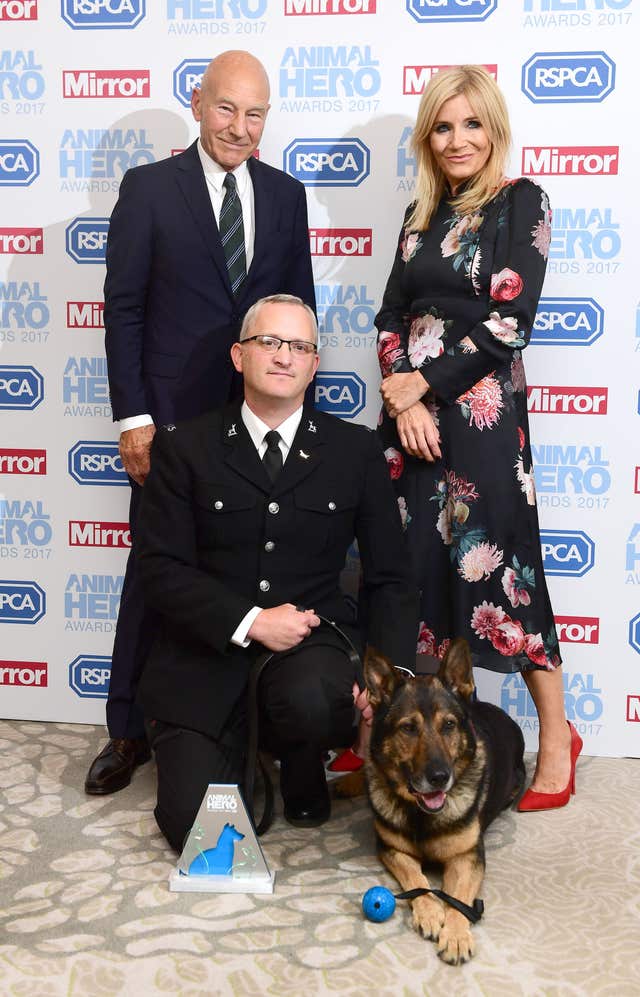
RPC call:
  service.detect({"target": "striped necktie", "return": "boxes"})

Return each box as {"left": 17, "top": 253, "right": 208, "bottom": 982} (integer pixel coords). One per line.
{"left": 220, "top": 172, "right": 246, "bottom": 296}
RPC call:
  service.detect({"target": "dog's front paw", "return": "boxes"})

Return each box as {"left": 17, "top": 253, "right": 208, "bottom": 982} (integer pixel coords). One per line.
{"left": 436, "top": 921, "right": 476, "bottom": 965}
{"left": 411, "top": 895, "right": 445, "bottom": 940}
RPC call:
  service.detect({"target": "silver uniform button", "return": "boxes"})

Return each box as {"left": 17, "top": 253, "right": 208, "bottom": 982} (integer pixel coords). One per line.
{"left": 264, "top": 541, "right": 275, "bottom": 552}
{"left": 328, "top": 501, "right": 336, "bottom": 511}
{"left": 268, "top": 502, "right": 279, "bottom": 514}
{"left": 214, "top": 500, "right": 223, "bottom": 510}
{"left": 259, "top": 579, "right": 270, "bottom": 592}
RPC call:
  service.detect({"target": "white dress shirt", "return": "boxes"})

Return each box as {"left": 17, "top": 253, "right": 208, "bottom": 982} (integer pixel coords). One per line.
{"left": 231, "top": 403, "right": 304, "bottom": 647}
{"left": 118, "top": 140, "right": 256, "bottom": 433}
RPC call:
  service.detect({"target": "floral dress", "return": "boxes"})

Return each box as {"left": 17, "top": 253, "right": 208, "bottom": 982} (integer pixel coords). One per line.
{"left": 376, "top": 178, "right": 561, "bottom": 673}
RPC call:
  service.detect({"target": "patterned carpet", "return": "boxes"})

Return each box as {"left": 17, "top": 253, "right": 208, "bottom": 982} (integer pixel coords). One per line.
{"left": 0, "top": 718, "right": 638, "bottom": 996}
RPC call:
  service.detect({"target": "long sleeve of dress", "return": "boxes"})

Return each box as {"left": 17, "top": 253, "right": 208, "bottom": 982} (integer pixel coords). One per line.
{"left": 375, "top": 180, "right": 552, "bottom": 406}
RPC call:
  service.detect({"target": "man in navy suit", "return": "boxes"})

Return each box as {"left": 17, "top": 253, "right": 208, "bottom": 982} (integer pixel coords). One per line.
{"left": 85, "top": 51, "right": 315, "bottom": 795}
{"left": 135, "top": 295, "right": 418, "bottom": 843}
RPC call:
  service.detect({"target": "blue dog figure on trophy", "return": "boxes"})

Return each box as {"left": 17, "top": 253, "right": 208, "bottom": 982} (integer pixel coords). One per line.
{"left": 188, "top": 822, "right": 245, "bottom": 876}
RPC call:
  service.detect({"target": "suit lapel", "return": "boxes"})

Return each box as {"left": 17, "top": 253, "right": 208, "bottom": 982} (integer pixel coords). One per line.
{"left": 175, "top": 142, "right": 233, "bottom": 299}
{"left": 272, "top": 409, "right": 326, "bottom": 496}
{"left": 243, "top": 157, "right": 273, "bottom": 294}
{"left": 221, "top": 404, "right": 271, "bottom": 492}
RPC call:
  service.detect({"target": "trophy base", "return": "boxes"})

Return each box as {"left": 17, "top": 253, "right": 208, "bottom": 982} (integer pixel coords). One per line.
{"left": 169, "top": 868, "right": 275, "bottom": 894}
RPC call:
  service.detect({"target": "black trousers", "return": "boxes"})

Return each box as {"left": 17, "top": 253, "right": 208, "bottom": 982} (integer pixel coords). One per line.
{"left": 106, "top": 481, "right": 157, "bottom": 739}
{"left": 146, "top": 639, "right": 360, "bottom": 851}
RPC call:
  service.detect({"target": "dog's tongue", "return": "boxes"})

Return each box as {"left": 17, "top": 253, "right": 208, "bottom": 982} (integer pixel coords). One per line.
{"left": 419, "top": 790, "right": 446, "bottom": 811}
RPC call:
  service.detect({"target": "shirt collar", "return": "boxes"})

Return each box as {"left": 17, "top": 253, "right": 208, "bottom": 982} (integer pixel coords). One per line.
{"left": 241, "top": 401, "right": 303, "bottom": 455}
{"left": 197, "top": 138, "right": 250, "bottom": 196}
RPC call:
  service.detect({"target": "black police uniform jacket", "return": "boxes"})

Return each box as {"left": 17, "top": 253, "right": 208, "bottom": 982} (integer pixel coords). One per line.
{"left": 135, "top": 402, "right": 419, "bottom": 738}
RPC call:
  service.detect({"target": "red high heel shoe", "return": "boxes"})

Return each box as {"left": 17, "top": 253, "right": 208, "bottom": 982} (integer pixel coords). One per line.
{"left": 517, "top": 721, "right": 583, "bottom": 812}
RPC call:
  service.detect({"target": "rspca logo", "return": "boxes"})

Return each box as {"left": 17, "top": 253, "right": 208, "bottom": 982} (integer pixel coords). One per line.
{"left": 69, "top": 654, "right": 111, "bottom": 699}
{"left": 522, "top": 146, "right": 619, "bottom": 177}
{"left": 0, "top": 281, "right": 49, "bottom": 332}
{"left": 68, "top": 441, "right": 127, "bottom": 487}
{"left": 0, "top": 1, "right": 38, "bottom": 19}
{"left": 0, "top": 449, "right": 46, "bottom": 475}
{"left": 65, "top": 218, "right": 109, "bottom": 264}
{"left": 521, "top": 52, "right": 615, "bottom": 103}
{"left": 0, "top": 365, "right": 43, "bottom": 410}
{"left": 0, "top": 581, "right": 45, "bottom": 624}
{"left": 406, "top": 0, "right": 497, "bottom": 22}
{"left": 540, "top": 530, "right": 594, "bottom": 577}
{"left": 532, "top": 444, "right": 610, "bottom": 500}
{"left": 403, "top": 63, "right": 497, "bottom": 95}
{"left": 0, "top": 140, "right": 39, "bottom": 186}
{"left": 173, "top": 59, "right": 209, "bottom": 108}
{"left": 0, "top": 660, "right": 47, "bottom": 687}
{"left": 532, "top": 298, "right": 603, "bottom": 346}
{"left": 550, "top": 208, "right": 620, "bottom": 263}
{"left": 62, "top": 69, "right": 150, "bottom": 99}
{"left": 285, "top": 0, "right": 376, "bottom": 12}
{"left": 315, "top": 371, "right": 366, "bottom": 418}
{"left": 61, "top": 0, "right": 145, "bottom": 28}
{"left": 0, "top": 499, "right": 52, "bottom": 547}
{"left": 628, "top": 614, "right": 640, "bottom": 656}
{"left": 0, "top": 50, "right": 45, "bottom": 101}
{"left": 284, "top": 139, "right": 370, "bottom": 187}
{"left": 0, "top": 228, "right": 43, "bottom": 254}
{"left": 279, "top": 46, "right": 380, "bottom": 103}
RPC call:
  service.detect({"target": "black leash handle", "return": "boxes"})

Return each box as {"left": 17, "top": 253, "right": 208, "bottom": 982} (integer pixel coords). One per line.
{"left": 244, "top": 613, "right": 362, "bottom": 837}
{"left": 394, "top": 887, "right": 484, "bottom": 924}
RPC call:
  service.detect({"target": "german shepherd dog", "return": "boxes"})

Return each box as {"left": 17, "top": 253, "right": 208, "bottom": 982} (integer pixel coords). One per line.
{"left": 364, "top": 638, "right": 525, "bottom": 965}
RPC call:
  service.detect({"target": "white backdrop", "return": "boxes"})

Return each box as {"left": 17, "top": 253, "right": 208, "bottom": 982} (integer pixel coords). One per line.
{"left": 1, "top": 0, "right": 638, "bottom": 758}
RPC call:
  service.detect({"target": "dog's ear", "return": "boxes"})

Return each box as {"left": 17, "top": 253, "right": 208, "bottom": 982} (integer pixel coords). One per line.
{"left": 364, "top": 646, "right": 403, "bottom": 710}
{"left": 438, "top": 638, "right": 475, "bottom": 701}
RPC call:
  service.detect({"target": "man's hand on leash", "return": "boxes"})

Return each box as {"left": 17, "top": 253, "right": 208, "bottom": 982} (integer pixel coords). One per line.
{"left": 248, "top": 604, "right": 320, "bottom": 651}
{"left": 119, "top": 425, "right": 156, "bottom": 485}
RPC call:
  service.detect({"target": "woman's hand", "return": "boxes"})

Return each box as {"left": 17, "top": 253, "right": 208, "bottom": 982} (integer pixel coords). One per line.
{"left": 396, "top": 403, "right": 441, "bottom": 462}
{"left": 380, "top": 370, "right": 428, "bottom": 417}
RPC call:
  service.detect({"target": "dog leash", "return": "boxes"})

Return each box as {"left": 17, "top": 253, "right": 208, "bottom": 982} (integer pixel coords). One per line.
{"left": 244, "top": 612, "right": 362, "bottom": 837}
{"left": 394, "top": 888, "right": 484, "bottom": 924}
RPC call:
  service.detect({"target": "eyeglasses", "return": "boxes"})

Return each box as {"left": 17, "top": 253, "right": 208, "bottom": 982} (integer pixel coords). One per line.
{"left": 241, "top": 335, "right": 317, "bottom": 356}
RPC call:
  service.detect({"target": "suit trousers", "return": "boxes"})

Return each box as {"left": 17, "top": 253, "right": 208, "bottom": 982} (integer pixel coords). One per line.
{"left": 146, "top": 639, "right": 359, "bottom": 851}
{"left": 106, "top": 481, "right": 157, "bottom": 739}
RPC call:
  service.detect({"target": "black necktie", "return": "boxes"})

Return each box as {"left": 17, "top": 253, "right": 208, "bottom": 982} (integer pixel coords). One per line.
{"left": 262, "top": 430, "right": 283, "bottom": 482}
{"left": 220, "top": 172, "right": 246, "bottom": 296}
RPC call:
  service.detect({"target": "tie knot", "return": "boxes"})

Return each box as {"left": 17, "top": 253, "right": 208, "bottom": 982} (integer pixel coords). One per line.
{"left": 264, "top": 430, "right": 281, "bottom": 452}
{"left": 223, "top": 172, "right": 237, "bottom": 193}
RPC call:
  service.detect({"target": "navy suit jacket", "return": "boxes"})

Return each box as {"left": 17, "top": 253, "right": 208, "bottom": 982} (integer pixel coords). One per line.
{"left": 104, "top": 142, "right": 316, "bottom": 425}
{"left": 135, "top": 404, "right": 419, "bottom": 738}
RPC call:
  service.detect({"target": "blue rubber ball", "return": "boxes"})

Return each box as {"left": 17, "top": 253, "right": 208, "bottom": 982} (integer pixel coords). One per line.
{"left": 362, "top": 886, "right": 396, "bottom": 922}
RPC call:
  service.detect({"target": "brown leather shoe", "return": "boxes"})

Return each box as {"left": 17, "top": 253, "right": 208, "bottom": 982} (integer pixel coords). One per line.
{"left": 84, "top": 737, "right": 151, "bottom": 795}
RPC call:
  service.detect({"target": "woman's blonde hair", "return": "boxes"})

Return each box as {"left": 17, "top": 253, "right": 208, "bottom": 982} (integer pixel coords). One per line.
{"left": 407, "top": 65, "right": 511, "bottom": 231}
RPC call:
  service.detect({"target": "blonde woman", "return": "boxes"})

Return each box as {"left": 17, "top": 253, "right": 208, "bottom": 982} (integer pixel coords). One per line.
{"left": 372, "top": 66, "right": 581, "bottom": 811}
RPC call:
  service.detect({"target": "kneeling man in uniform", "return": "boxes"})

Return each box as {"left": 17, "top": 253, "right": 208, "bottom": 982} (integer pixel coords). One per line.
{"left": 136, "top": 294, "right": 418, "bottom": 849}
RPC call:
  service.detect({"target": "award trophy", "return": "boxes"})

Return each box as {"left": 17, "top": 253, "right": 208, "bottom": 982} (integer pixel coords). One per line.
{"left": 169, "top": 784, "right": 275, "bottom": 894}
